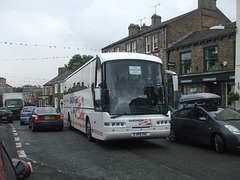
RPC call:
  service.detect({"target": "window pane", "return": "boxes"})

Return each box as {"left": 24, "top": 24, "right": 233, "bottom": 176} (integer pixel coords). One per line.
{"left": 205, "top": 47, "right": 218, "bottom": 71}
{"left": 181, "top": 52, "right": 192, "bottom": 74}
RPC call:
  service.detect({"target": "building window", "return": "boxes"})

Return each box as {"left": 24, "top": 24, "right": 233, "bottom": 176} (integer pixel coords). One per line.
{"left": 205, "top": 46, "right": 218, "bottom": 71}
{"left": 153, "top": 34, "right": 158, "bottom": 51}
{"left": 132, "top": 41, "right": 136, "bottom": 53}
{"left": 50, "top": 87, "right": 52, "bottom": 95}
{"left": 115, "top": 47, "right": 120, "bottom": 52}
{"left": 60, "top": 83, "right": 63, "bottom": 93}
{"left": 55, "top": 84, "right": 58, "bottom": 94}
{"left": 54, "top": 98, "right": 58, "bottom": 109}
{"left": 126, "top": 43, "right": 131, "bottom": 52}
{"left": 146, "top": 36, "right": 151, "bottom": 53}
{"left": 181, "top": 52, "right": 192, "bottom": 74}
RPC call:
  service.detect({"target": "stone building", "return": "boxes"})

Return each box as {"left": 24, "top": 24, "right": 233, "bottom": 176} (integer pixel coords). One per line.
{"left": 167, "top": 22, "right": 236, "bottom": 107}
{"left": 40, "top": 64, "right": 81, "bottom": 111}
{"left": 101, "top": 0, "right": 235, "bottom": 107}
{"left": 102, "top": 0, "right": 231, "bottom": 71}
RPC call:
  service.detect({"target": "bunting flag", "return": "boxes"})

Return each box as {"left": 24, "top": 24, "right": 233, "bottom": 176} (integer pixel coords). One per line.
{"left": 0, "top": 54, "right": 94, "bottom": 62}
{"left": 0, "top": 41, "right": 98, "bottom": 52}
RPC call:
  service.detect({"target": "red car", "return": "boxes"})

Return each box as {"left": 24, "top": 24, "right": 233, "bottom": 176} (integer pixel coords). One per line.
{"left": 0, "top": 140, "right": 31, "bottom": 180}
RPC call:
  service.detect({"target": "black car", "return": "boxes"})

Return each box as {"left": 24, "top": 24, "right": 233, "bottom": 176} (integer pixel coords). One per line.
{"left": 0, "top": 108, "right": 13, "bottom": 124}
{"left": 29, "top": 107, "right": 64, "bottom": 131}
{"left": 169, "top": 93, "right": 240, "bottom": 153}
{"left": 0, "top": 140, "right": 31, "bottom": 179}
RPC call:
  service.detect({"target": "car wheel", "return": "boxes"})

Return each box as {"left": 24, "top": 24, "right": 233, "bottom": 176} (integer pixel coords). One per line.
{"left": 168, "top": 128, "right": 177, "bottom": 142}
{"left": 31, "top": 124, "right": 37, "bottom": 132}
{"left": 59, "top": 126, "right": 63, "bottom": 131}
{"left": 20, "top": 121, "right": 23, "bottom": 125}
{"left": 214, "top": 134, "right": 226, "bottom": 153}
{"left": 86, "top": 119, "right": 93, "bottom": 141}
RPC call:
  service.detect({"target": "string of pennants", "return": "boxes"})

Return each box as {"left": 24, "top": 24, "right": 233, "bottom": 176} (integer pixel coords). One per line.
{"left": 0, "top": 41, "right": 98, "bottom": 51}
{"left": 0, "top": 54, "right": 93, "bottom": 62}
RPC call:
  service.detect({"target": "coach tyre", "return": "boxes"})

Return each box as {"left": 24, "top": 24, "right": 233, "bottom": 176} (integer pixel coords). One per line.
{"left": 86, "top": 119, "right": 93, "bottom": 141}
{"left": 67, "top": 113, "right": 73, "bottom": 130}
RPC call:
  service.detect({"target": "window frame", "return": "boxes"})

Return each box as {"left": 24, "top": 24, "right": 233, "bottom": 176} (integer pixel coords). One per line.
{"left": 146, "top": 36, "right": 151, "bottom": 53}
{"left": 204, "top": 45, "right": 219, "bottom": 72}
{"left": 152, "top": 34, "right": 158, "bottom": 51}
{"left": 180, "top": 51, "right": 192, "bottom": 75}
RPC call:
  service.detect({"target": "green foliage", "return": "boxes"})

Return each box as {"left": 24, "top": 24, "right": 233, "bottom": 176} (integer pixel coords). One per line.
{"left": 228, "top": 92, "right": 240, "bottom": 101}
{"left": 64, "top": 54, "right": 93, "bottom": 70}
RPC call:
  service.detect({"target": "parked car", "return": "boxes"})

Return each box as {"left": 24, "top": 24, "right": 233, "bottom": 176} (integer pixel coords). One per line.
{"left": 0, "top": 108, "right": 13, "bottom": 124}
{"left": 169, "top": 93, "right": 240, "bottom": 153}
{"left": 20, "top": 106, "right": 36, "bottom": 125}
{"left": 0, "top": 140, "right": 31, "bottom": 179}
{"left": 29, "top": 107, "right": 64, "bottom": 131}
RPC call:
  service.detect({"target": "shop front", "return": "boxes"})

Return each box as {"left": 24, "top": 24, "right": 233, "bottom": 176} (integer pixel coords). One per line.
{"left": 179, "top": 70, "right": 235, "bottom": 107}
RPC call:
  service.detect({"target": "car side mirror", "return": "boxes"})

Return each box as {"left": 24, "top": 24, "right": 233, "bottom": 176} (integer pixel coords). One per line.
{"left": 199, "top": 117, "right": 207, "bottom": 121}
{"left": 16, "top": 160, "right": 31, "bottom": 179}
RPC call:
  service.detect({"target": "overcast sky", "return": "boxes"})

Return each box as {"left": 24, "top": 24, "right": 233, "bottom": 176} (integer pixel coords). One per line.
{"left": 0, "top": 0, "right": 236, "bottom": 87}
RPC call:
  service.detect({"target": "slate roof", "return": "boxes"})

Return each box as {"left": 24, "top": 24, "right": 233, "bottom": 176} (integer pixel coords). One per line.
{"left": 167, "top": 22, "right": 236, "bottom": 50}
{"left": 44, "top": 69, "right": 73, "bottom": 86}
{"left": 102, "top": 9, "right": 199, "bottom": 50}
{"left": 102, "top": 8, "right": 230, "bottom": 51}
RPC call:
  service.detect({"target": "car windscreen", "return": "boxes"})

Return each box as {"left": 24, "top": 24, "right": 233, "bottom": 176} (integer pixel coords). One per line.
{"left": 207, "top": 107, "right": 240, "bottom": 121}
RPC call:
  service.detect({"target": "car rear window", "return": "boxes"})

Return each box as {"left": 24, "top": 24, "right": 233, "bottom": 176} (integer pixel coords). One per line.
{"left": 37, "top": 108, "right": 58, "bottom": 114}
{"left": 23, "top": 107, "right": 35, "bottom": 112}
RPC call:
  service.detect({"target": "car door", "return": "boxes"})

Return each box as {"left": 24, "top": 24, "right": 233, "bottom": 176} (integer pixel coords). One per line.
{"left": 172, "top": 108, "right": 193, "bottom": 138}
{"left": 187, "top": 107, "right": 213, "bottom": 144}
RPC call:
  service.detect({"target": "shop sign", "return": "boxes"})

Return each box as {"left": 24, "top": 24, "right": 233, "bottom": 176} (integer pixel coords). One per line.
{"left": 203, "top": 77, "right": 216, "bottom": 82}
{"left": 181, "top": 80, "right": 192, "bottom": 83}
{"left": 167, "top": 62, "right": 175, "bottom": 67}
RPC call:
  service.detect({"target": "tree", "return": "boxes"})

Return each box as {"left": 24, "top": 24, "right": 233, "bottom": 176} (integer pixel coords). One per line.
{"left": 64, "top": 54, "right": 94, "bottom": 70}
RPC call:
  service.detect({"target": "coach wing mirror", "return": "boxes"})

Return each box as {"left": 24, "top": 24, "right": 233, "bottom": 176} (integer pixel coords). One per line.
{"left": 95, "top": 88, "right": 101, "bottom": 101}
{"left": 165, "top": 70, "right": 178, "bottom": 91}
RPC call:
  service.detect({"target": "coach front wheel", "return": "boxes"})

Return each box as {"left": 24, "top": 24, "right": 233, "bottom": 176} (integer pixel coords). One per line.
{"left": 86, "top": 119, "right": 93, "bottom": 141}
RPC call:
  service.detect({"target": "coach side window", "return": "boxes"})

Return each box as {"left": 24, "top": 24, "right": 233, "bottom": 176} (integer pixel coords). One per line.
{"left": 96, "top": 58, "right": 102, "bottom": 87}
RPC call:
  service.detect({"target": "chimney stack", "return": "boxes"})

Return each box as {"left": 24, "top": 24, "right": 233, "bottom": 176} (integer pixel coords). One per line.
{"left": 151, "top": 14, "right": 162, "bottom": 26}
{"left": 198, "top": 0, "right": 217, "bottom": 10}
{"left": 128, "top": 24, "right": 140, "bottom": 36}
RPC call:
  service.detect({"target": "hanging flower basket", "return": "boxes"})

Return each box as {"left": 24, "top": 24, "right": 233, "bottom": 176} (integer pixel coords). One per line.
{"left": 228, "top": 92, "right": 240, "bottom": 101}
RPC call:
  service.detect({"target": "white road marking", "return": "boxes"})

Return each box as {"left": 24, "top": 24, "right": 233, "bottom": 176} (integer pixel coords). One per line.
{"left": 17, "top": 150, "right": 26, "bottom": 158}
{"left": 11, "top": 124, "right": 34, "bottom": 172}
{"left": 14, "top": 137, "right": 20, "bottom": 141}
{"left": 16, "top": 142, "right": 22, "bottom": 148}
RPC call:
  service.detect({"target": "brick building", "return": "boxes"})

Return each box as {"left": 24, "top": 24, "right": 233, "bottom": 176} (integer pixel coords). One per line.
{"left": 167, "top": 22, "right": 236, "bottom": 107}
{"left": 101, "top": 0, "right": 234, "bottom": 107}
{"left": 102, "top": 0, "right": 231, "bottom": 70}
{"left": 0, "top": 77, "right": 14, "bottom": 106}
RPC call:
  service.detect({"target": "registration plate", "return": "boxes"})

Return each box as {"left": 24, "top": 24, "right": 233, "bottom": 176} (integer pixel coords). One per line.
{"left": 45, "top": 116, "right": 55, "bottom": 120}
{"left": 2, "top": 117, "right": 7, "bottom": 119}
{"left": 132, "top": 132, "right": 150, "bottom": 137}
